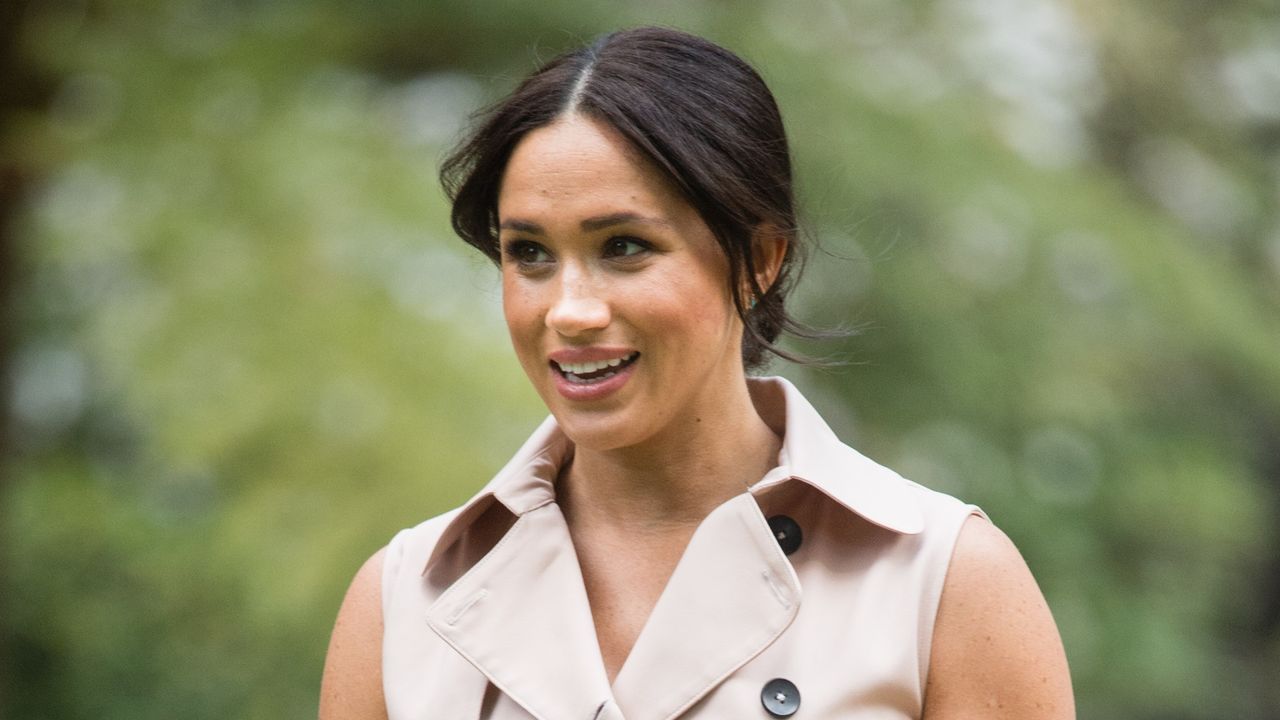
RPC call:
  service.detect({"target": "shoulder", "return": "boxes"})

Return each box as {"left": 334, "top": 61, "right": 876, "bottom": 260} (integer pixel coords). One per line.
{"left": 315, "top": 506, "right": 476, "bottom": 720}
{"left": 384, "top": 507, "right": 467, "bottom": 579}
{"left": 319, "top": 547, "right": 389, "bottom": 720}
{"left": 922, "top": 515, "right": 1075, "bottom": 719}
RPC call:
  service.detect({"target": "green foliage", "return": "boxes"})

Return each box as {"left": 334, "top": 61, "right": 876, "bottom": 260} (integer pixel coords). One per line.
{"left": 3, "top": 1, "right": 1277, "bottom": 718}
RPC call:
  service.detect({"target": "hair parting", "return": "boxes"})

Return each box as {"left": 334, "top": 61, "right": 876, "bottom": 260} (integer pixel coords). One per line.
{"left": 441, "top": 26, "right": 843, "bottom": 371}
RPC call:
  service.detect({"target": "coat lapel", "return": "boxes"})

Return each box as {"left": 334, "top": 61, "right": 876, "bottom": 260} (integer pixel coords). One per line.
{"left": 611, "top": 493, "right": 801, "bottom": 720}
{"left": 417, "top": 376, "right": 920, "bottom": 720}
{"left": 425, "top": 501, "right": 617, "bottom": 720}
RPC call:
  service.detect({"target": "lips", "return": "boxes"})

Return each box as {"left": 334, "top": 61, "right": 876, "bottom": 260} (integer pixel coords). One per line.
{"left": 547, "top": 349, "right": 640, "bottom": 401}
{"left": 553, "top": 352, "right": 640, "bottom": 384}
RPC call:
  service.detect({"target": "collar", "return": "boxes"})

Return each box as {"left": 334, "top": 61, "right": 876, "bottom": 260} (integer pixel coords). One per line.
{"left": 746, "top": 376, "right": 924, "bottom": 534}
{"left": 422, "top": 375, "right": 923, "bottom": 573}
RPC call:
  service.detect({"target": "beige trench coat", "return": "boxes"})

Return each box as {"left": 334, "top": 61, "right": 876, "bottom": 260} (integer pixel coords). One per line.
{"left": 382, "top": 377, "right": 980, "bottom": 719}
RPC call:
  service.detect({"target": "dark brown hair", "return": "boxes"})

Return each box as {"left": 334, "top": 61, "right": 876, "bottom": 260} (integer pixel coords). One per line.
{"left": 441, "top": 26, "right": 820, "bottom": 370}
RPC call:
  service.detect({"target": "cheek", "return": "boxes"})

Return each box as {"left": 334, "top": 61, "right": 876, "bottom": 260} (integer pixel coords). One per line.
{"left": 501, "top": 276, "right": 541, "bottom": 350}
{"left": 500, "top": 273, "right": 517, "bottom": 321}
{"left": 639, "top": 271, "right": 737, "bottom": 340}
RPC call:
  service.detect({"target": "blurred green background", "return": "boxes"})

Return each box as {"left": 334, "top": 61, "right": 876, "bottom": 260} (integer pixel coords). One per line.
{"left": 2, "top": 1, "right": 1278, "bottom": 718}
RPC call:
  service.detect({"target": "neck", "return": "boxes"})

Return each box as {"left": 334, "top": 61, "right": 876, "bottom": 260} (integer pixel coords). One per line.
{"left": 558, "top": 376, "right": 782, "bottom": 536}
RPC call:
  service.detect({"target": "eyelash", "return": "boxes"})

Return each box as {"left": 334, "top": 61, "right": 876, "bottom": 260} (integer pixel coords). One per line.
{"left": 501, "top": 236, "right": 653, "bottom": 267}
{"left": 503, "top": 239, "right": 550, "bottom": 266}
{"left": 602, "top": 236, "right": 651, "bottom": 259}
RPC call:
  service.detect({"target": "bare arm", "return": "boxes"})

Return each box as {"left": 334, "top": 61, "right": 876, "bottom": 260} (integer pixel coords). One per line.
{"left": 922, "top": 516, "right": 1075, "bottom": 720}
{"left": 319, "top": 548, "right": 388, "bottom": 720}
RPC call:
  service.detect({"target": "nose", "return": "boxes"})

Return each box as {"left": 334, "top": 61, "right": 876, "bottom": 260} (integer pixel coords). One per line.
{"left": 545, "top": 269, "right": 610, "bottom": 337}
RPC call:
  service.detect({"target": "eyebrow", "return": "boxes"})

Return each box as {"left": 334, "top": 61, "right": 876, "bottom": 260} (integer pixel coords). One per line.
{"left": 498, "top": 212, "right": 671, "bottom": 235}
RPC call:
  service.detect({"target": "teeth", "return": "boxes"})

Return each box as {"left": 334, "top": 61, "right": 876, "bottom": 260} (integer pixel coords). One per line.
{"left": 556, "top": 352, "right": 636, "bottom": 375}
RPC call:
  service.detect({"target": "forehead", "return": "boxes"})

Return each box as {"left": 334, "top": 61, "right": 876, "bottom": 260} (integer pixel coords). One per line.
{"left": 497, "top": 114, "right": 690, "bottom": 223}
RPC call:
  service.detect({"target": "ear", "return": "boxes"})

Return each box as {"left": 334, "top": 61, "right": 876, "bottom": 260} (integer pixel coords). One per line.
{"left": 748, "top": 224, "right": 789, "bottom": 298}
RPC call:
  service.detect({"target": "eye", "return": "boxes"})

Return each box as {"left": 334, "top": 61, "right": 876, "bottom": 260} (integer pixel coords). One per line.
{"left": 602, "top": 236, "right": 649, "bottom": 259}
{"left": 503, "top": 239, "right": 552, "bottom": 266}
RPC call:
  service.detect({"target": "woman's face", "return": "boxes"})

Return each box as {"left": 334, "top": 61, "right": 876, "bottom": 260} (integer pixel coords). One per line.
{"left": 496, "top": 114, "right": 745, "bottom": 452}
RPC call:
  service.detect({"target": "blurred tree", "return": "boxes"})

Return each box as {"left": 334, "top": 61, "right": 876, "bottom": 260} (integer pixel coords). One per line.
{"left": 2, "top": 0, "right": 57, "bottom": 714}
{"left": 1, "top": 1, "right": 1277, "bottom": 719}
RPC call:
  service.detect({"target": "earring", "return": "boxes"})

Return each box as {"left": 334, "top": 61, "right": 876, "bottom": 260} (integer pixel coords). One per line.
{"left": 748, "top": 296, "right": 758, "bottom": 310}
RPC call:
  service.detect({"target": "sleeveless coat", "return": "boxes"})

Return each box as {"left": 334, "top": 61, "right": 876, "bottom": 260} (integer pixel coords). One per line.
{"left": 381, "top": 377, "right": 981, "bottom": 719}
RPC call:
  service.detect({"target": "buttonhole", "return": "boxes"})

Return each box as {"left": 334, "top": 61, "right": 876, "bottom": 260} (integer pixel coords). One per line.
{"left": 446, "top": 589, "right": 489, "bottom": 626}
{"left": 762, "top": 570, "right": 791, "bottom": 609}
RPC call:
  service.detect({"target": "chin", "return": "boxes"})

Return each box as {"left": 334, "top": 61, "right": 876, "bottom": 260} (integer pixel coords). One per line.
{"left": 525, "top": 363, "right": 648, "bottom": 451}
{"left": 548, "top": 404, "right": 648, "bottom": 453}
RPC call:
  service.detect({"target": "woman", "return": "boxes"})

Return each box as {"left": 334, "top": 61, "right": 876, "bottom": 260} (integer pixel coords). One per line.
{"left": 320, "top": 27, "right": 1074, "bottom": 719}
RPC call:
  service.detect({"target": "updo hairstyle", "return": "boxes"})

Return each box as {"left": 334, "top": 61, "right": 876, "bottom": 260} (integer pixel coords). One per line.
{"left": 441, "top": 26, "right": 816, "bottom": 371}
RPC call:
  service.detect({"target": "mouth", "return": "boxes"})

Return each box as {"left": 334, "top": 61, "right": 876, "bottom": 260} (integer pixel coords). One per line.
{"left": 552, "top": 352, "right": 640, "bottom": 385}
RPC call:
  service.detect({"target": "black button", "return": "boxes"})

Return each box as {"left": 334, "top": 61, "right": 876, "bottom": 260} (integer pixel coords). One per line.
{"left": 767, "top": 515, "right": 803, "bottom": 555}
{"left": 761, "top": 677, "right": 800, "bottom": 717}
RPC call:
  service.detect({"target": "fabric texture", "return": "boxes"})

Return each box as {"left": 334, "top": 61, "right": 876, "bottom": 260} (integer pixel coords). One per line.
{"left": 382, "top": 376, "right": 982, "bottom": 720}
